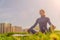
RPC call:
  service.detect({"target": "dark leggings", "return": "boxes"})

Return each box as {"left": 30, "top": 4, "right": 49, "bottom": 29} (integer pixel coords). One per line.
{"left": 28, "top": 29, "right": 48, "bottom": 34}
{"left": 28, "top": 29, "right": 37, "bottom": 34}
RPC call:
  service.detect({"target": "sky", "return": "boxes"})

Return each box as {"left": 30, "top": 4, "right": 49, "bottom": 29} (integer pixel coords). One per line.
{"left": 0, "top": 0, "right": 60, "bottom": 29}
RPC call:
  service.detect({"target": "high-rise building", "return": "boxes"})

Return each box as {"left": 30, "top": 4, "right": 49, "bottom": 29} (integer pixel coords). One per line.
{"left": 12, "top": 26, "right": 22, "bottom": 33}
{"left": 0, "top": 23, "right": 22, "bottom": 34}
{"left": 11, "top": 26, "right": 16, "bottom": 33}
{"left": 0, "top": 23, "right": 11, "bottom": 33}
{"left": 23, "top": 28, "right": 29, "bottom": 32}
{"left": 15, "top": 26, "right": 22, "bottom": 32}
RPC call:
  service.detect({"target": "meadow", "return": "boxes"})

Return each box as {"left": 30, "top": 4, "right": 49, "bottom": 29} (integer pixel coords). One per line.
{"left": 0, "top": 31, "right": 60, "bottom": 40}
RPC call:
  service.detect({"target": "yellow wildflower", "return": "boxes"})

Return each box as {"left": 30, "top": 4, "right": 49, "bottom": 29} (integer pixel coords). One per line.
{"left": 50, "top": 33, "right": 59, "bottom": 40}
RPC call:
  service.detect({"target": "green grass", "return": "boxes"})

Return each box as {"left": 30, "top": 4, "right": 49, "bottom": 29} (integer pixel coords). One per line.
{"left": 0, "top": 31, "right": 60, "bottom": 40}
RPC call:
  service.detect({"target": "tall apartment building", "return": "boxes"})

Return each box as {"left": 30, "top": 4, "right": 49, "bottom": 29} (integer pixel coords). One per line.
{"left": 0, "top": 23, "right": 11, "bottom": 33}
{"left": 12, "top": 26, "right": 22, "bottom": 33}
{"left": 0, "top": 23, "right": 22, "bottom": 34}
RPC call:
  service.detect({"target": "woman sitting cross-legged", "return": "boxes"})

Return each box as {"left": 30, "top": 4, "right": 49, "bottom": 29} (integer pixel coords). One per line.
{"left": 28, "top": 9, "right": 55, "bottom": 34}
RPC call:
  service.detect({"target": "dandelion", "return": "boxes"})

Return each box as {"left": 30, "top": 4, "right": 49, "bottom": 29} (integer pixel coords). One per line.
{"left": 50, "top": 33, "right": 59, "bottom": 40}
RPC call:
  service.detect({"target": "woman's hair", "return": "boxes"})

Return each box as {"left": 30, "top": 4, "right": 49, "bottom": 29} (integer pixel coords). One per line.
{"left": 40, "top": 9, "right": 45, "bottom": 13}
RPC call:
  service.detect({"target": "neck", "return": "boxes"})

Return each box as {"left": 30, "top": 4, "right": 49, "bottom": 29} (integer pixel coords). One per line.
{"left": 41, "top": 15, "right": 45, "bottom": 17}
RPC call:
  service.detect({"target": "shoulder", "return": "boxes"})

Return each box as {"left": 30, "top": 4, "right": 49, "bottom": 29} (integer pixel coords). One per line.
{"left": 36, "top": 18, "right": 40, "bottom": 21}
{"left": 37, "top": 17, "right": 40, "bottom": 20}
{"left": 45, "top": 17, "right": 50, "bottom": 21}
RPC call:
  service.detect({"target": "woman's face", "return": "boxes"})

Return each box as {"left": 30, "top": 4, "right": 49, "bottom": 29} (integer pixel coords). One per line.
{"left": 39, "top": 10, "right": 45, "bottom": 16}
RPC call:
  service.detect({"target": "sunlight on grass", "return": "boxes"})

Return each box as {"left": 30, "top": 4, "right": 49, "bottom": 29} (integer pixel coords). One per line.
{"left": 0, "top": 31, "right": 60, "bottom": 40}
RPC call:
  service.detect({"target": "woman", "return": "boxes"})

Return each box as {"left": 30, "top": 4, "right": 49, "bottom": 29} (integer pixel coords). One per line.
{"left": 28, "top": 9, "right": 55, "bottom": 34}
